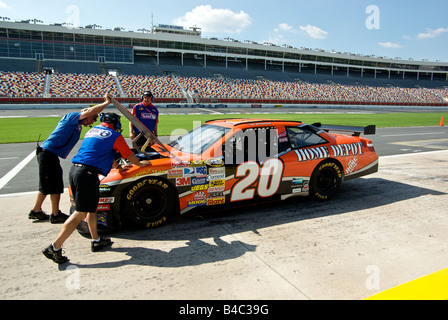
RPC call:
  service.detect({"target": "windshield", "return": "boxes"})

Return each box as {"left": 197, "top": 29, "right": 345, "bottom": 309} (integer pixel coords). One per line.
{"left": 169, "top": 124, "right": 230, "bottom": 155}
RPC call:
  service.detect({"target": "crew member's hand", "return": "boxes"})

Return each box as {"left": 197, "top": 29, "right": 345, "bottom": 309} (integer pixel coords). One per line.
{"left": 139, "top": 160, "right": 152, "bottom": 167}
{"left": 104, "top": 93, "right": 112, "bottom": 103}
{"left": 118, "top": 164, "right": 133, "bottom": 171}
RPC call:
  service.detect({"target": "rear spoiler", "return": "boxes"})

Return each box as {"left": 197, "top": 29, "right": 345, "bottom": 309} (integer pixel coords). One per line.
{"left": 311, "top": 123, "right": 376, "bottom": 136}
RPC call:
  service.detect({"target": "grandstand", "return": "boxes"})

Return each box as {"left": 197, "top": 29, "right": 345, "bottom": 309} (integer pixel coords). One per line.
{"left": 0, "top": 20, "right": 447, "bottom": 106}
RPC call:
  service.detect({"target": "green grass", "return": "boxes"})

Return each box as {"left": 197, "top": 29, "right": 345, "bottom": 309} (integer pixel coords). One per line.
{"left": 0, "top": 112, "right": 446, "bottom": 144}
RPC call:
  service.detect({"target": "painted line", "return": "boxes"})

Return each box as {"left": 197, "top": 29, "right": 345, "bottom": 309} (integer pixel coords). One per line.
{"left": 390, "top": 138, "right": 448, "bottom": 150}
{"left": 0, "top": 188, "right": 69, "bottom": 199}
{"left": 366, "top": 268, "right": 448, "bottom": 300}
{"left": 0, "top": 151, "right": 35, "bottom": 190}
{"left": 196, "top": 108, "right": 223, "bottom": 115}
{"left": 380, "top": 149, "right": 448, "bottom": 159}
{"left": 381, "top": 132, "right": 447, "bottom": 137}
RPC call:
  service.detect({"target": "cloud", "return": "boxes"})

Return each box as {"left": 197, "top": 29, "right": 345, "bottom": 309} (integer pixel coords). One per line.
{"left": 416, "top": 27, "right": 448, "bottom": 39}
{"left": 378, "top": 42, "right": 403, "bottom": 49}
{"left": 173, "top": 5, "right": 252, "bottom": 34}
{"left": 275, "top": 23, "right": 297, "bottom": 33}
{"left": 0, "top": 1, "right": 11, "bottom": 9}
{"left": 272, "top": 23, "right": 327, "bottom": 40}
{"left": 299, "top": 24, "right": 328, "bottom": 40}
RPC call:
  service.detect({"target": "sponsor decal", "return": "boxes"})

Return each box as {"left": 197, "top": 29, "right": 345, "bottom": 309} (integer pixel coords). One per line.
{"left": 346, "top": 157, "right": 358, "bottom": 174}
{"left": 209, "top": 167, "right": 225, "bottom": 175}
{"left": 176, "top": 177, "right": 191, "bottom": 186}
{"left": 99, "top": 184, "right": 111, "bottom": 192}
{"left": 194, "top": 191, "right": 208, "bottom": 200}
{"left": 208, "top": 185, "right": 225, "bottom": 193}
{"left": 190, "top": 160, "right": 204, "bottom": 167}
{"left": 183, "top": 167, "right": 195, "bottom": 177}
{"left": 331, "top": 142, "right": 364, "bottom": 157}
{"left": 191, "top": 184, "right": 209, "bottom": 191}
{"left": 295, "top": 146, "right": 330, "bottom": 162}
{"left": 209, "top": 179, "right": 225, "bottom": 187}
{"left": 294, "top": 142, "right": 364, "bottom": 162}
{"left": 208, "top": 191, "right": 224, "bottom": 198}
{"left": 291, "top": 178, "right": 303, "bottom": 185}
{"left": 302, "top": 182, "right": 309, "bottom": 192}
{"left": 171, "top": 161, "right": 190, "bottom": 168}
{"left": 97, "top": 214, "right": 107, "bottom": 226}
{"left": 207, "top": 173, "right": 225, "bottom": 181}
{"left": 292, "top": 188, "right": 302, "bottom": 194}
{"left": 133, "top": 169, "right": 166, "bottom": 177}
{"left": 188, "top": 200, "right": 207, "bottom": 207}
{"left": 97, "top": 204, "right": 110, "bottom": 211}
{"left": 195, "top": 166, "right": 207, "bottom": 177}
{"left": 207, "top": 197, "right": 225, "bottom": 206}
{"left": 191, "top": 177, "right": 207, "bottom": 186}
{"left": 141, "top": 113, "right": 157, "bottom": 120}
{"left": 204, "top": 158, "right": 224, "bottom": 167}
{"left": 85, "top": 128, "right": 112, "bottom": 139}
{"left": 98, "top": 197, "right": 115, "bottom": 204}
{"left": 167, "top": 169, "right": 183, "bottom": 178}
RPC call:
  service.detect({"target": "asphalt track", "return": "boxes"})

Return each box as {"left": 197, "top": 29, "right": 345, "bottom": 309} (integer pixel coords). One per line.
{"left": 0, "top": 106, "right": 447, "bottom": 302}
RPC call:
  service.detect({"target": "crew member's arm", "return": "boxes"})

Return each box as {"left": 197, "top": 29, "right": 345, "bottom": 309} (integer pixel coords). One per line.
{"left": 129, "top": 123, "right": 135, "bottom": 140}
{"left": 113, "top": 135, "right": 151, "bottom": 170}
{"left": 125, "top": 153, "right": 151, "bottom": 168}
{"left": 80, "top": 93, "right": 112, "bottom": 120}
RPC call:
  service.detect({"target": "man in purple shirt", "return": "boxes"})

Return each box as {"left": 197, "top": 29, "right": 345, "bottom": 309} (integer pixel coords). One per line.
{"left": 129, "top": 91, "right": 159, "bottom": 148}
{"left": 29, "top": 93, "right": 112, "bottom": 223}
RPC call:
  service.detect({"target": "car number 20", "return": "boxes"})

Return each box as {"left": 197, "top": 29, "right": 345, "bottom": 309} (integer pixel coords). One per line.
{"left": 230, "top": 159, "right": 284, "bottom": 202}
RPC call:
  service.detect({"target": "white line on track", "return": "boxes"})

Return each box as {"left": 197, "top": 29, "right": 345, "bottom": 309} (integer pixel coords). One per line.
{"left": 196, "top": 108, "right": 223, "bottom": 114}
{"left": 0, "top": 151, "right": 35, "bottom": 190}
{"left": 381, "top": 132, "right": 447, "bottom": 137}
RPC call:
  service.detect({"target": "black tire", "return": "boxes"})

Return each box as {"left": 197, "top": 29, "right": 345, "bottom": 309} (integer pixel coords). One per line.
{"left": 309, "top": 160, "right": 343, "bottom": 201}
{"left": 122, "top": 178, "right": 177, "bottom": 228}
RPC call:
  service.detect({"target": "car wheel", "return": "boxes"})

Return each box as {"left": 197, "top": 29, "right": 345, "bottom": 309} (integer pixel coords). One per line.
{"left": 122, "top": 178, "right": 177, "bottom": 228}
{"left": 309, "top": 160, "right": 343, "bottom": 201}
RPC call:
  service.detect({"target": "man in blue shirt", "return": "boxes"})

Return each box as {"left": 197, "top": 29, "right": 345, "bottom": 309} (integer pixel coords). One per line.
{"left": 129, "top": 91, "right": 159, "bottom": 148}
{"left": 29, "top": 93, "right": 112, "bottom": 223}
{"left": 43, "top": 113, "right": 151, "bottom": 264}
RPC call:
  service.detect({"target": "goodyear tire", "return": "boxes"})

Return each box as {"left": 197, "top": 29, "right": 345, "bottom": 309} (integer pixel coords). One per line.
{"left": 309, "top": 160, "right": 343, "bottom": 201}
{"left": 122, "top": 177, "right": 177, "bottom": 228}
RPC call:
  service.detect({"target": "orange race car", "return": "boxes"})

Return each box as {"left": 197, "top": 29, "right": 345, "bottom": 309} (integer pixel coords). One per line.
{"left": 73, "top": 114, "right": 379, "bottom": 234}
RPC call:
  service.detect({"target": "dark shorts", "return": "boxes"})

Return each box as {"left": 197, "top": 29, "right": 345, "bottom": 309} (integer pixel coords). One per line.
{"left": 36, "top": 147, "right": 64, "bottom": 195}
{"left": 69, "top": 164, "right": 100, "bottom": 213}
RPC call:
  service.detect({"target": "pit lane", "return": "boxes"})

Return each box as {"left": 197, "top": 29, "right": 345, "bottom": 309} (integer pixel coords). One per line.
{"left": 0, "top": 107, "right": 447, "bottom": 300}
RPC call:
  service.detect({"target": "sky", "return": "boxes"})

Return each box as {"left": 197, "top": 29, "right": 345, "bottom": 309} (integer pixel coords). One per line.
{"left": 1, "top": 0, "right": 448, "bottom": 62}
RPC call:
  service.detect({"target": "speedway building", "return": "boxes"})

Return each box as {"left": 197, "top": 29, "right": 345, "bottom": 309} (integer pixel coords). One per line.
{"left": 0, "top": 20, "right": 447, "bottom": 105}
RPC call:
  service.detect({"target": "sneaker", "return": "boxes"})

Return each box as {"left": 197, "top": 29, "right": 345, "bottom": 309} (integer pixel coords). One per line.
{"left": 91, "top": 237, "right": 113, "bottom": 252}
{"left": 29, "top": 210, "right": 49, "bottom": 221}
{"left": 50, "top": 211, "right": 69, "bottom": 224}
{"left": 42, "top": 245, "right": 69, "bottom": 264}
